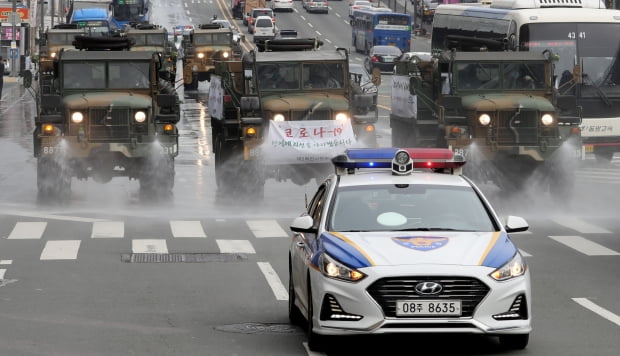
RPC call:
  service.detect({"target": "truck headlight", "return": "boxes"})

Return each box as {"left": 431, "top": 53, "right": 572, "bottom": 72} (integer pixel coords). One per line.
{"left": 273, "top": 113, "right": 285, "bottom": 121}
{"left": 222, "top": 51, "right": 230, "bottom": 58}
{"left": 541, "top": 114, "right": 554, "bottom": 126}
{"left": 335, "top": 112, "right": 350, "bottom": 121}
{"left": 197, "top": 52, "right": 205, "bottom": 59}
{"left": 490, "top": 253, "right": 527, "bottom": 281}
{"left": 319, "top": 253, "right": 366, "bottom": 282}
{"left": 478, "top": 113, "right": 491, "bottom": 126}
{"left": 71, "top": 112, "right": 84, "bottom": 123}
{"left": 134, "top": 111, "right": 146, "bottom": 123}
{"left": 51, "top": 52, "right": 57, "bottom": 58}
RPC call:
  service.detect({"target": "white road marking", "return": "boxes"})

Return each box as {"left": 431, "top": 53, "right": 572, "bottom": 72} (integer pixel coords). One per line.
{"left": 247, "top": 220, "right": 288, "bottom": 238}
{"left": 573, "top": 298, "right": 620, "bottom": 327}
{"left": 132, "top": 239, "right": 168, "bottom": 254}
{"left": 216, "top": 240, "right": 256, "bottom": 254}
{"left": 0, "top": 260, "right": 12, "bottom": 265}
{"left": 7, "top": 222, "right": 47, "bottom": 239}
{"left": 0, "top": 210, "right": 107, "bottom": 223}
{"left": 91, "top": 221, "right": 124, "bottom": 238}
{"left": 40, "top": 240, "right": 81, "bottom": 260}
{"left": 0, "top": 269, "right": 5, "bottom": 279}
{"left": 257, "top": 262, "right": 288, "bottom": 301}
{"left": 316, "top": 31, "right": 322, "bottom": 36}
{"left": 303, "top": 342, "right": 325, "bottom": 355}
{"left": 552, "top": 217, "right": 611, "bottom": 234}
{"left": 170, "top": 220, "right": 207, "bottom": 238}
{"left": 549, "top": 236, "right": 620, "bottom": 256}
{"left": 308, "top": 23, "right": 313, "bottom": 28}
{"left": 519, "top": 249, "right": 532, "bottom": 257}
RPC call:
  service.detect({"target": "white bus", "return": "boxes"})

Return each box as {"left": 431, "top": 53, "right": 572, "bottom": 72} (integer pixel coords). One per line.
{"left": 432, "top": 0, "right": 620, "bottom": 162}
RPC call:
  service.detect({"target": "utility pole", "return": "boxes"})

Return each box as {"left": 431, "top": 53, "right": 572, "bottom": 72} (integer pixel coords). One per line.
{"left": 9, "top": 0, "right": 18, "bottom": 77}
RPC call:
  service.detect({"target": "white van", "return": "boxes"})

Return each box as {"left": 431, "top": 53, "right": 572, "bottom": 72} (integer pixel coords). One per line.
{"left": 252, "top": 15, "right": 276, "bottom": 43}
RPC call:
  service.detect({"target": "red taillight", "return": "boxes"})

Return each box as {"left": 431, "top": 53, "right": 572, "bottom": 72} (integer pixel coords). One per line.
{"left": 372, "top": 55, "right": 379, "bottom": 63}
{"left": 223, "top": 95, "right": 232, "bottom": 103}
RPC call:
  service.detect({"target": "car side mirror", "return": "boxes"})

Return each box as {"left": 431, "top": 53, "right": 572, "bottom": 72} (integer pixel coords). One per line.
{"left": 290, "top": 215, "right": 315, "bottom": 233}
{"left": 505, "top": 216, "right": 529, "bottom": 233}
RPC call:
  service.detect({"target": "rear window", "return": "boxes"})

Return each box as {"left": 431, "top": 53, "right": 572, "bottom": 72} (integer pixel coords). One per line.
{"left": 256, "top": 19, "right": 272, "bottom": 27}
{"left": 253, "top": 10, "right": 272, "bottom": 17}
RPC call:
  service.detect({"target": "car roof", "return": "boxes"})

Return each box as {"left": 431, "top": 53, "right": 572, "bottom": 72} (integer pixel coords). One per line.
{"left": 335, "top": 170, "right": 471, "bottom": 189}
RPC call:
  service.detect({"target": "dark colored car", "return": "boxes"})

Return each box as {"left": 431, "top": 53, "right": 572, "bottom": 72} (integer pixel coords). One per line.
{"left": 363, "top": 45, "right": 402, "bottom": 73}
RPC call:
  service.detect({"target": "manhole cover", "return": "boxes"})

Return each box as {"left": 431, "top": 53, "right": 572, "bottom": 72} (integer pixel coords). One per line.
{"left": 121, "top": 253, "right": 247, "bottom": 263}
{"left": 215, "top": 323, "right": 302, "bottom": 335}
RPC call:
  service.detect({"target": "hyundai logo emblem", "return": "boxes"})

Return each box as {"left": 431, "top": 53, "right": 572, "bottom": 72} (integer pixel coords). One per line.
{"left": 414, "top": 282, "right": 443, "bottom": 295}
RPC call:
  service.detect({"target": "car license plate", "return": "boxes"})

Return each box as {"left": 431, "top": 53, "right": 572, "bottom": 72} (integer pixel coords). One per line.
{"left": 395, "top": 300, "right": 462, "bottom": 316}
{"left": 384, "top": 56, "right": 394, "bottom": 62}
{"left": 584, "top": 144, "right": 594, "bottom": 153}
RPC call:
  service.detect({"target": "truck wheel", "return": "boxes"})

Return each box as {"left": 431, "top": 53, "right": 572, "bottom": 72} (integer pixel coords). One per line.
{"left": 37, "top": 158, "right": 71, "bottom": 201}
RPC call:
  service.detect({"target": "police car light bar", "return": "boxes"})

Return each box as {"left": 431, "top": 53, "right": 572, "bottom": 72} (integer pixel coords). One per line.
{"left": 332, "top": 148, "right": 466, "bottom": 175}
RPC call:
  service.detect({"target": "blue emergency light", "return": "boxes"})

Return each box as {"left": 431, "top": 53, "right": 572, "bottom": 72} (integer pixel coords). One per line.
{"left": 331, "top": 148, "right": 466, "bottom": 175}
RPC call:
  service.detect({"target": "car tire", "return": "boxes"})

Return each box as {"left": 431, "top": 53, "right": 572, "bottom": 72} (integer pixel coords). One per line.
{"left": 306, "top": 280, "right": 327, "bottom": 352}
{"left": 288, "top": 259, "right": 305, "bottom": 326}
{"left": 499, "top": 334, "right": 529, "bottom": 350}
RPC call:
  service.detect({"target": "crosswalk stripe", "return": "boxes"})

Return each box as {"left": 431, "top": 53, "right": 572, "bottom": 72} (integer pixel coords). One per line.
{"left": 0, "top": 260, "right": 12, "bottom": 265}
{"left": 549, "top": 236, "right": 620, "bottom": 256}
{"left": 132, "top": 239, "right": 168, "bottom": 254}
{"left": 552, "top": 217, "right": 612, "bottom": 234}
{"left": 257, "top": 262, "right": 288, "bottom": 301}
{"left": 216, "top": 240, "right": 256, "bottom": 254}
{"left": 170, "top": 220, "right": 207, "bottom": 238}
{"left": 0, "top": 269, "right": 5, "bottom": 279}
{"left": 40, "top": 240, "right": 81, "bottom": 260}
{"left": 91, "top": 221, "right": 124, "bottom": 238}
{"left": 7, "top": 222, "right": 47, "bottom": 239}
{"left": 573, "top": 298, "right": 620, "bottom": 327}
{"left": 247, "top": 220, "right": 288, "bottom": 238}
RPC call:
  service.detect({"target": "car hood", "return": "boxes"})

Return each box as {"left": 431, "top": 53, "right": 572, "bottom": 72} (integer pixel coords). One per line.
{"left": 318, "top": 230, "right": 516, "bottom": 270}
{"left": 63, "top": 92, "right": 152, "bottom": 109}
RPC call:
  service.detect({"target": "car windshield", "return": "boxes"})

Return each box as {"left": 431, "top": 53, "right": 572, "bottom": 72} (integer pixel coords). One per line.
{"left": 328, "top": 184, "right": 496, "bottom": 232}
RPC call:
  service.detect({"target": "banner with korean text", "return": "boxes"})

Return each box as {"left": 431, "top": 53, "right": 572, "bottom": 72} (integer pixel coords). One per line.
{"left": 391, "top": 75, "right": 417, "bottom": 118}
{"left": 263, "top": 120, "right": 357, "bottom": 164}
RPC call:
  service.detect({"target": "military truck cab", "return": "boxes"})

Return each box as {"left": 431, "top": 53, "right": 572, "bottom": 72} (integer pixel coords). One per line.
{"left": 209, "top": 38, "right": 377, "bottom": 199}
{"left": 391, "top": 50, "right": 582, "bottom": 196}
{"left": 25, "top": 35, "right": 181, "bottom": 200}
{"left": 123, "top": 23, "right": 178, "bottom": 85}
{"left": 181, "top": 23, "right": 243, "bottom": 91}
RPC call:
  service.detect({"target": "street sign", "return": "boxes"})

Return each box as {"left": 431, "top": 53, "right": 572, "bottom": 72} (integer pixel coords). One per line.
{"left": 9, "top": 47, "right": 18, "bottom": 59}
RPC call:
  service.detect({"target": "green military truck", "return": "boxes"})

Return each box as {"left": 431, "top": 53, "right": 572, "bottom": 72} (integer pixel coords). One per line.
{"left": 208, "top": 38, "right": 378, "bottom": 199}
{"left": 181, "top": 23, "right": 243, "bottom": 91}
{"left": 390, "top": 50, "right": 582, "bottom": 195}
{"left": 123, "top": 23, "right": 178, "bottom": 85}
{"left": 24, "top": 35, "right": 181, "bottom": 200}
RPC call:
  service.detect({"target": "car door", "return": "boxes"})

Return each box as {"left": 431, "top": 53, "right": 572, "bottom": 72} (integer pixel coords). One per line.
{"left": 291, "top": 183, "right": 329, "bottom": 313}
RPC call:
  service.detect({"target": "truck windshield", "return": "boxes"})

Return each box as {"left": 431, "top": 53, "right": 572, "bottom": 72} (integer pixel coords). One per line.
{"left": 128, "top": 34, "right": 166, "bottom": 46}
{"left": 63, "top": 62, "right": 150, "bottom": 89}
{"left": 302, "top": 63, "right": 345, "bottom": 89}
{"left": 194, "top": 33, "right": 231, "bottom": 45}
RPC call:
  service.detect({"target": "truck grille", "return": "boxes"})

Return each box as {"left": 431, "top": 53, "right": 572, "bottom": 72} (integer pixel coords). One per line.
{"left": 68, "top": 108, "right": 131, "bottom": 141}
{"left": 496, "top": 111, "right": 539, "bottom": 145}
{"left": 367, "top": 276, "right": 490, "bottom": 318}
{"left": 290, "top": 109, "right": 332, "bottom": 121}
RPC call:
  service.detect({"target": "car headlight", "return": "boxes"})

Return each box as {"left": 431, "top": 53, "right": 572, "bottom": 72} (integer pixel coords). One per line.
{"left": 541, "top": 113, "right": 554, "bottom": 126}
{"left": 71, "top": 111, "right": 84, "bottom": 123}
{"left": 197, "top": 52, "right": 205, "bottom": 59}
{"left": 51, "top": 52, "right": 57, "bottom": 58}
{"left": 222, "top": 51, "right": 230, "bottom": 58}
{"left": 478, "top": 113, "right": 491, "bottom": 126}
{"left": 134, "top": 111, "right": 147, "bottom": 123}
{"left": 273, "top": 113, "right": 285, "bottom": 121}
{"left": 319, "top": 253, "right": 366, "bottom": 282}
{"left": 335, "top": 112, "right": 350, "bottom": 121}
{"left": 489, "top": 253, "right": 527, "bottom": 281}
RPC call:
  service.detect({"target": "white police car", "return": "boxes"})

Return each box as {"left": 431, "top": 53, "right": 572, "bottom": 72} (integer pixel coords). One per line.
{"left": 288, "top": 148, "right": 531, "bottom": 351}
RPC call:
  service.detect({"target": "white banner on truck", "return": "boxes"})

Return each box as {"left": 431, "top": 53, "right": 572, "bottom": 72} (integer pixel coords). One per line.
{"left": 391, "top": 75, "right": 417, "bottom": 118}
{"left": 207, "top": 75, "right": 223, "bottom": 119}
{"left": 263, "top": 120, "right": 357, "bottom": 164}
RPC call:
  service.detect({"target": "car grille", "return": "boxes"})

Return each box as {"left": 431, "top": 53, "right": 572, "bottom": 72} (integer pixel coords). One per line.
{"left": 496, "top": 110, "right": 539, "bottom": 145}
{"left": 367, "top": 276, "right": 490, "bottom": 318}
